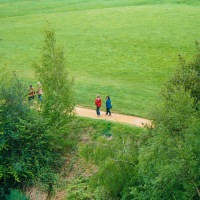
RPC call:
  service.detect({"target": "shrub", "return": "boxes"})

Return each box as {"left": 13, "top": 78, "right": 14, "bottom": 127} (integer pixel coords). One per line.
{"left": 131, "top": 43, "right": 200, "bottom": 199}
{"left": 6, "top": 189, "right": 29, "bottom": 200}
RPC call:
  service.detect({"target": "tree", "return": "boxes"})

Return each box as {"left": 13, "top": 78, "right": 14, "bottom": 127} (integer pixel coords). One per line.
{"left": 0, "top": 69, "right": 66, "bottom": 199}
{"left": 33, "top": 24, "right": 75, "bottom": 126}
{"left": 162, "top": 41, "right": 200, "bottom": 105}
{"left": 132, "top": 43, "right": 200, "bottom": 199}
{"left": 135, "top": 88, "right": 200, "bottom": 199}
{"left": 0, "top": 25, "right": 76, "bottom": 199}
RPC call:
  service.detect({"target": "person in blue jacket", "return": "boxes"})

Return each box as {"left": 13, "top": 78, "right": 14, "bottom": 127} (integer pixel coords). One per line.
{"left": 106, "top": 96, "right": 112, "bottom": 116}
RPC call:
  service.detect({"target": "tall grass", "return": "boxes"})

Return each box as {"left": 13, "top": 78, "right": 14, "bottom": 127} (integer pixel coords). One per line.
{"left": 0, "top": 0, "right": 200, "bottom": 117}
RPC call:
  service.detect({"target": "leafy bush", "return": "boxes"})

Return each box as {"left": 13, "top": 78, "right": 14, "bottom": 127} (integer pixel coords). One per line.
{"left": 33, "top": 23, "right": 75, "bottom": 125}
{"left": 135, "top": 88, "right": 200, "bottom": 199}
{"left": 162, "top": 42, "right": 200, "bottom": 105}
{"left": 0, "top": 25, "right": 76, "bottom": 199}
{"left": 6, "top": 189, "right": 29, "bottom": 200}
{"left": 131, "top": 43, "right": 200, "bottom": 199}
{"left": 80, "top": 127, "right": 145, "bottom": 199}
{"left": 65, "top": 176, "right": 109, "bottom": 200}
{"left": 0, "top": 70, "right": 66, "bottom": 198}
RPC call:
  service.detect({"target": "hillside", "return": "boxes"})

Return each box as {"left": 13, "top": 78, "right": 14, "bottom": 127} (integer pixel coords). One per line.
{"left": 0, "top": 0, "right": 200, "bottom": 117}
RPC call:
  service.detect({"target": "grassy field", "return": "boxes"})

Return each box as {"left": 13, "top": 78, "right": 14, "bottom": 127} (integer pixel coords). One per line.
{"left": 0, "top": 0, "right": 200, "bottom": 117}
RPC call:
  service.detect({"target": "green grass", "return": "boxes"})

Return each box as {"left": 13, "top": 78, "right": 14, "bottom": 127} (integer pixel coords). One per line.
{"left": 75, "top": 115, "right": 144, "bottom": 137}
{"left": 60, "top": 116, "right": 145, "bottom": 199}
{"left": 0, "top": 0, "right": 200, "bottom": 117}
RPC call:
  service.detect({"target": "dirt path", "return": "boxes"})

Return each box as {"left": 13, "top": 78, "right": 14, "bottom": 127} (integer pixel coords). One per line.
{"left": 75, "top": 107, "right": 151, "bottom": 127}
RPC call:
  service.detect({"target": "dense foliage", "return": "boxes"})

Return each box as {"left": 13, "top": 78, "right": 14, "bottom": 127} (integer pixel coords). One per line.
{"left": 162, "top": 41, "right": 200, "bottom": 105}
{"left": 0, "top": 71, "right": 61, "bottom": 198}
{"left": 33, "top": 24, "right": 75, "bottom": 123}
{"left": 134, "top": 43, "right": 200, "bottom": 199}
{"left": 136, "top": 90, "right": 200, "bottom": 199}
{"left": 6, "top": 189, "right": 29, "bottom": 200}
{"left": 0, "top": 26, "right": 75, "bottom": 199}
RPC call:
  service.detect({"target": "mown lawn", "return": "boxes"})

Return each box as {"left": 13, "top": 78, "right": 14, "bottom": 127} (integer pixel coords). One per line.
{"left": 0, "top": 0, "right": 200, "bottom": 117}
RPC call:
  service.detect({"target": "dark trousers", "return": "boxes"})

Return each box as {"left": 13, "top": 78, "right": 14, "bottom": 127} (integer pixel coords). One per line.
{"left": 38, "top": 94, "right": 42, "bottom": 101}
{"left": 96, "top": 107, "right": 100, "bottom": 115}
{"left": 106, "top": 108, "right": 111, "bottom": 115}
{"left": 28, "top": 95, "right": 34, "bottom": 102}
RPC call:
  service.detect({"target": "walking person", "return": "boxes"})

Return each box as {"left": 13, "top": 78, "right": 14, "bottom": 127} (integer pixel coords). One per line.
{"left": 37, "top": 82, "right": 43, "bottom": 102}
{"left": 106, "top": 96, "right": 112, "bottom": 116}
{"left": 95, "top": 95, "right": 102, "bottom": 116}
{"left": 28, "top": 84, "right": 35, "bottom": 102}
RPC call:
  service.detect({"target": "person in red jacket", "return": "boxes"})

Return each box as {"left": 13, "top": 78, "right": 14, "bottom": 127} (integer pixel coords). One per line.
{"left": 95, "top": 95, "right": 102, "bottom": 116}
{"left": 28, "top": 84, "right": 35, "bottom": 102}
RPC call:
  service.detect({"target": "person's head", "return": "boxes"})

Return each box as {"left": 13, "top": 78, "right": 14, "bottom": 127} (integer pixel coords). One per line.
{"left": 97, "top": 94, "right": 100, "bottom": 98}
{"left": 106, "top": 96, "right": 110, "bottom": 100}
{"left": 30, "top": 84, "right": 32, "bottom": 88}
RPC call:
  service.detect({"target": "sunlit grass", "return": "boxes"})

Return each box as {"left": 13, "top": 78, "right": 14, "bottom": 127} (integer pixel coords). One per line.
{"left": 0, "top": 0, "right": 200, "bottom": 117}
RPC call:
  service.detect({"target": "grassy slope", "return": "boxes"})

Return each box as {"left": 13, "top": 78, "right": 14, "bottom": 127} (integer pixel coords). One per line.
{"left": 0, "top": 0, "right": 200, "bottom": 117}
{"left": 61, "top": 116, "right": 146, "bottom": 199}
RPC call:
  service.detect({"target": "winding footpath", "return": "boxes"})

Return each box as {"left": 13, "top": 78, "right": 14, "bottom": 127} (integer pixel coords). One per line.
{"left": 75, "top": 107, "right": 151, "bottom": 127}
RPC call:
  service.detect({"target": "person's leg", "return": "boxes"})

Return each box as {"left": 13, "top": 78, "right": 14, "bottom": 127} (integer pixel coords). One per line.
{"left": 106, "top": 108, "right": 108, "bottom": 115}
{"left": 97, "top": 107, "right": 101, "bottom": 115}
{"left": 38, "top": 94, "right": 42, "bottom": 101}
{"left": 108, "top": 108, "right": 111, "bottom": 116}
{"left": 28, "top": 96, "right": 34, "bottom": 105}
{"left": 96, "top": 107, "right": 99, "bottom": 115}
